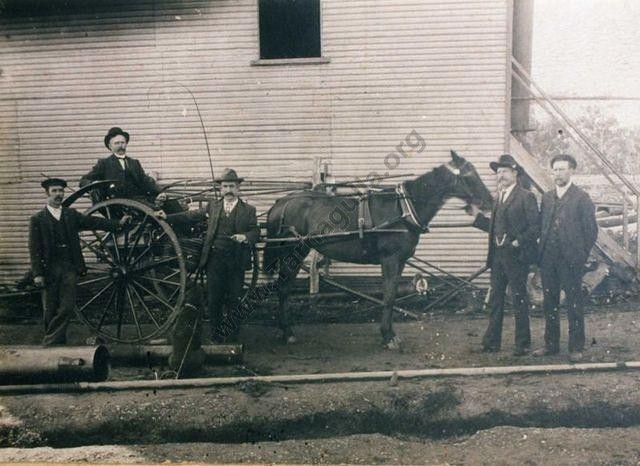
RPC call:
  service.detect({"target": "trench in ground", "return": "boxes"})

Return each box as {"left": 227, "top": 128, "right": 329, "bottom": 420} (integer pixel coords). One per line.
{"left": 9, "top": 384, "right": 640, "bottom": 448}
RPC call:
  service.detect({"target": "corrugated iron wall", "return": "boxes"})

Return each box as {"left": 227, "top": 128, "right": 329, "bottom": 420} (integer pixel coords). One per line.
{"left": 0, "top": 0, "right": 509, "bottom": 283}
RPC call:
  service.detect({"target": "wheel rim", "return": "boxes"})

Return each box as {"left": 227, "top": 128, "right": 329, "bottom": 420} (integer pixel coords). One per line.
{"left": 76, "top": 199, "right": 186, "bottom": 343}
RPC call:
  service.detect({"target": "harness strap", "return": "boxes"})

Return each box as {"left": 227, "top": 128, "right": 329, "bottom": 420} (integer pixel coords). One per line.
{"left": 396, "top": 182, "right": 429, "bottom": 233}
{"left": 357, "top": 194, "right": 374, "bottom": 239}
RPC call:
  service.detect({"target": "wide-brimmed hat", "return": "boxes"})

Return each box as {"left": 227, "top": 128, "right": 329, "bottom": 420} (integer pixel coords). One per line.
{"left": 41, "top": 177, "right": 67, "bottom": 190}
{"left": 214, "top": 168, "right": 244, "bottom": 183}
{"left": 489, "top": 154, "right": 521, "bottom": 173}
{"left": 104, "top": 127, "right": 130, "bottom": 149}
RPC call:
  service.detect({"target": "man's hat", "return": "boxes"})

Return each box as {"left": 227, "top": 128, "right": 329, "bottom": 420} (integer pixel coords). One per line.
{"left": 214, "top": 168, "right": 244, "bottom": 183}
{"left": 489, "top": 154, "right": 521, "bottom": 173}
{"left": 104, "top": 127, "right": 130, "bottom": 149}
{"left": 41, "top": 177, "right": 67, "bottom": 190}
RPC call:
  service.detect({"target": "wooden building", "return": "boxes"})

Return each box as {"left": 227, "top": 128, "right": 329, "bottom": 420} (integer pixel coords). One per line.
{"left": 0, "top": 0, "right": 521, "bottom": 283}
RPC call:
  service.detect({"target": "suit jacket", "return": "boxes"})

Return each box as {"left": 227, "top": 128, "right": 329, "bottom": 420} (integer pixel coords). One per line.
{"left": 29, "top": 207, "right": 121, "bottom": 277}
{"left": 473, "top": 185, "right": 540, "bottom": 267}
{"left": 539, "top": 184, "right": 598, "bottom": 267}
{"left": 168, "top": 198, "right": 260, "bottom": 270}
{"left": 80, "top": 154, "right": 160, "bottom": 199}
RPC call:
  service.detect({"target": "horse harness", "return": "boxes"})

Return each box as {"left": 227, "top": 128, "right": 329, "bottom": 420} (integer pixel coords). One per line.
{"left": 275, "top": 186, "right": 428, "bottom": 242}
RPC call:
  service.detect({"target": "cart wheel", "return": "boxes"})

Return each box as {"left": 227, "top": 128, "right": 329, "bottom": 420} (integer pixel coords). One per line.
{"left": 75, "top": 198, "right": 187, "bottom": 343}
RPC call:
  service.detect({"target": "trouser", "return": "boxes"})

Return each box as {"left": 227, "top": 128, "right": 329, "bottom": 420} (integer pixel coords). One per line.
{"left": 540, "top": 249, "right": 586, "bottom": 353}
{"left": 482, "top": 247, "right": 531, "bottom": 351}
{"left": 206, "top": 249, "right": 245, "bottom": 342}
{"left": 42, "top": 261, "right": 77, "bottom": 346}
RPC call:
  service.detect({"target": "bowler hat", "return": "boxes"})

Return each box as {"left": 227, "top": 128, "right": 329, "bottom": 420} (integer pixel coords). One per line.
{"left": 214, "top": 168, "right": 244, "bottom": 183}
{"left": 489, "top": 154, "right": 521, "bottom": 173}
{"left": 104, "top": 127, "right": 130, "bottom": 149}
{"left": 41, "top": 177, "right": 67, "bottom": 190}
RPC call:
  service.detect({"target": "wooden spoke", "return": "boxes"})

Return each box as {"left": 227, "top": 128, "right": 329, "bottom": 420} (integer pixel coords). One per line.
{"left": 77, "top": 281, "right": 115, "bottom": 314}
{"left": 132, "top": 279, "right": 177, "bottom": 312}
{"left": 129, "top": 231, "right": 168, "bottom": 268}
{"left": 77, "top": 275, "right": 111, "bottom": 287}
{"left": 80, "top": 237, "right": 115, "bottom": 265}
{"left": 125, "top": 286, "right": 143, "bottom": 340}
{"left": 95, "top": 286, "right": 118, "bottom": 334}
{"left": 87, "top": 229, "right": 117, "bottom": 264}
{"left": 131, "top": 255, "right": 179, "bottom": 274}
{"left": 124, "top": 214, "right": 150, "bottom": 264}
{"left": 130, "top": 282, "right": 161, "bottom": 329}
{"left": 137, "top": 274, "right": 181, "bottom": 287}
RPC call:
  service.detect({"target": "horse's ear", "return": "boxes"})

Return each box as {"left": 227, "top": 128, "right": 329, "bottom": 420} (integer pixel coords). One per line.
{"left": 450, "top": 150, "right": 464, "bottom": 166}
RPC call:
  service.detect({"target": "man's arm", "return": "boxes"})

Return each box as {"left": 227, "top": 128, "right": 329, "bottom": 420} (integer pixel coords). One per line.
{"left": 28, "top": 216, "right": 45, "bottom": 281}
{"left": 244, "top": 205, "right": 260, "bottom": 246}
{"left": 580, "top": 193, "right": 598, "bottom": 254}
{"left": 132, "top": 159, "right": 161, "bottom": 197}
{"left": 79, "top": 159, "right": 105, "bottom": 188}
{"left": 165, "top": 208, "right": 207, "bottom": 225}
{"left": 516, "top": 190, "right": 540, "bottom": 245}
{"left": 73, "top": 209, "right": 123, "bottom": 233}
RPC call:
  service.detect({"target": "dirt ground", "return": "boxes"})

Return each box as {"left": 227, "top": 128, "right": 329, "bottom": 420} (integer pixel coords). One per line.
{"left": 1, "top": 301, "right": 640, "bottom": 465}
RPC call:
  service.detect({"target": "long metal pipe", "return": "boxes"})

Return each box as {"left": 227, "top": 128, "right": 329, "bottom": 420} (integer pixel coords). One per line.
{"left": 108, "top": 344, "right": 242, "bottom": 366}
{"left": 1, "top": 361, "right": 639, "bottom": 396}
{"left": 0, "top": 345, "right": 110, "bottom": 385}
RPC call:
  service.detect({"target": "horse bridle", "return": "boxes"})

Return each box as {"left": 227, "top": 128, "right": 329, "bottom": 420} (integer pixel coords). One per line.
{"left": 445, "top": 160, "right": 480, "bottom": 205}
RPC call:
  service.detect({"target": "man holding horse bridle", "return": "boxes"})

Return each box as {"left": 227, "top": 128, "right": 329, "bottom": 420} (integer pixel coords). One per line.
{"left": 467, "top": 154, "right": 540, "bottom": 356}
{"left": 157, "top": 168, "right": 259, "bottom": 343}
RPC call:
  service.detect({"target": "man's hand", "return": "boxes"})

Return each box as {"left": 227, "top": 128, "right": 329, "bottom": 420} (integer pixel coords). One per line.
{"left": 155, "top": 193, "right": 168, "bottom": 208}
{"left": 119, "top": 215, "right": 132, "bottom": 227}
{"left": 34, "top": 276, "right": 45, "bottom": 287}
{"left": 231, "top": 234, "right": 248, "bottom": 243}
{"left": 464, "top": 204, "right": 481, "bottom": 217}
{"left": 154, "top": 210, "right": 167, "bottom": 220}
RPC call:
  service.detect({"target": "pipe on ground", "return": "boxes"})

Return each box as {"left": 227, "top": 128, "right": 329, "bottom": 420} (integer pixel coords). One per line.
{"left": 1, "top": 360, "right": 639, "bottom": 395}
{"left": 0, "top": 345, "right": 110, "bottom": 385}
{"left": 108, "top": 344, "right": 243, "bottom": 366}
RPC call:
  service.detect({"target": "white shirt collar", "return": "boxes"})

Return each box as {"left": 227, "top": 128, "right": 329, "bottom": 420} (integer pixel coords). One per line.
{"left": 223, "top": 198, "right": 238, "bottom": 212}
{"left": 113, "top": 153, "right": 127, "bottom": 160}
{"left": 46, "top": 205, "right": 62, "bottom": 220}
{"left": 556, "top": 181, "right": 573, "bottom": 199}
{"left": 501, "top": 182, "right": 517, "bottom": 202}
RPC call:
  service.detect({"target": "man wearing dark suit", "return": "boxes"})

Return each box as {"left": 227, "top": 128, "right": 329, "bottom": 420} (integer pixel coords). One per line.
{"left": 29, "top": 178, "right": 129, "bottom": 346}
{"left": 468, "top": 154, "right": 540, "bottom": 356}
{"left": 80, "top": 127, "right": 160, "bottom": 202}
{"left": 534, "top": 154, "right": 598, "bottom": 363}
{"left": 158, "top": 169, "right": 259, "bottom": 343}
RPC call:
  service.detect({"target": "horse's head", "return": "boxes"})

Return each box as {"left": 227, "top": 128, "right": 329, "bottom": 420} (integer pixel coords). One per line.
{"left": 443, "top": 150, "right": 493, "bottom": 211}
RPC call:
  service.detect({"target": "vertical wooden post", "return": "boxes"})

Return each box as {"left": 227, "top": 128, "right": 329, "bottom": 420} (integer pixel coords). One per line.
{"left": 623, "top": 187, "right": 629, "bottom": 250}
{"left": 309, "top": 158, "right": 322, "bottom": 296}
{"left": 637, "top": 193, "right": 640, "bottom": 275}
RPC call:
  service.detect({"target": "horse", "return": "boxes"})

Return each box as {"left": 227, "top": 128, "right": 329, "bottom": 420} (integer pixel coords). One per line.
{"left": 262, "top": 150, "right": 494, "bottom": 349}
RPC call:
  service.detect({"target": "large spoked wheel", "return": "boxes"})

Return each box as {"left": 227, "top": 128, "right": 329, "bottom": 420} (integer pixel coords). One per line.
{"left": 76, "top": 198, "right": 187, "bottom": 343}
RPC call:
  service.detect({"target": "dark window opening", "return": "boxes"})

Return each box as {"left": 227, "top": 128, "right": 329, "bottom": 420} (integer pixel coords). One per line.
{"left": 259, "top": 0, "right": 321, "bottom": 60}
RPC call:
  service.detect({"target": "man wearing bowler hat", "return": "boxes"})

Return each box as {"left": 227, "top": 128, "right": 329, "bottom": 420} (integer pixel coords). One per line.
{"left": 29, "top": 178, "right": 130, "bottom": 346}
{"left": 467, "top": 154, "right": 540, "bottom": 356}
{"left": 157, "top": 168, "right": 259, "bottom": 343}
{"left": 80, "top": 127, "right": 160, "bottom": 202}
{"left": 533, "top": 154, "right": 598, "bottom": 363}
